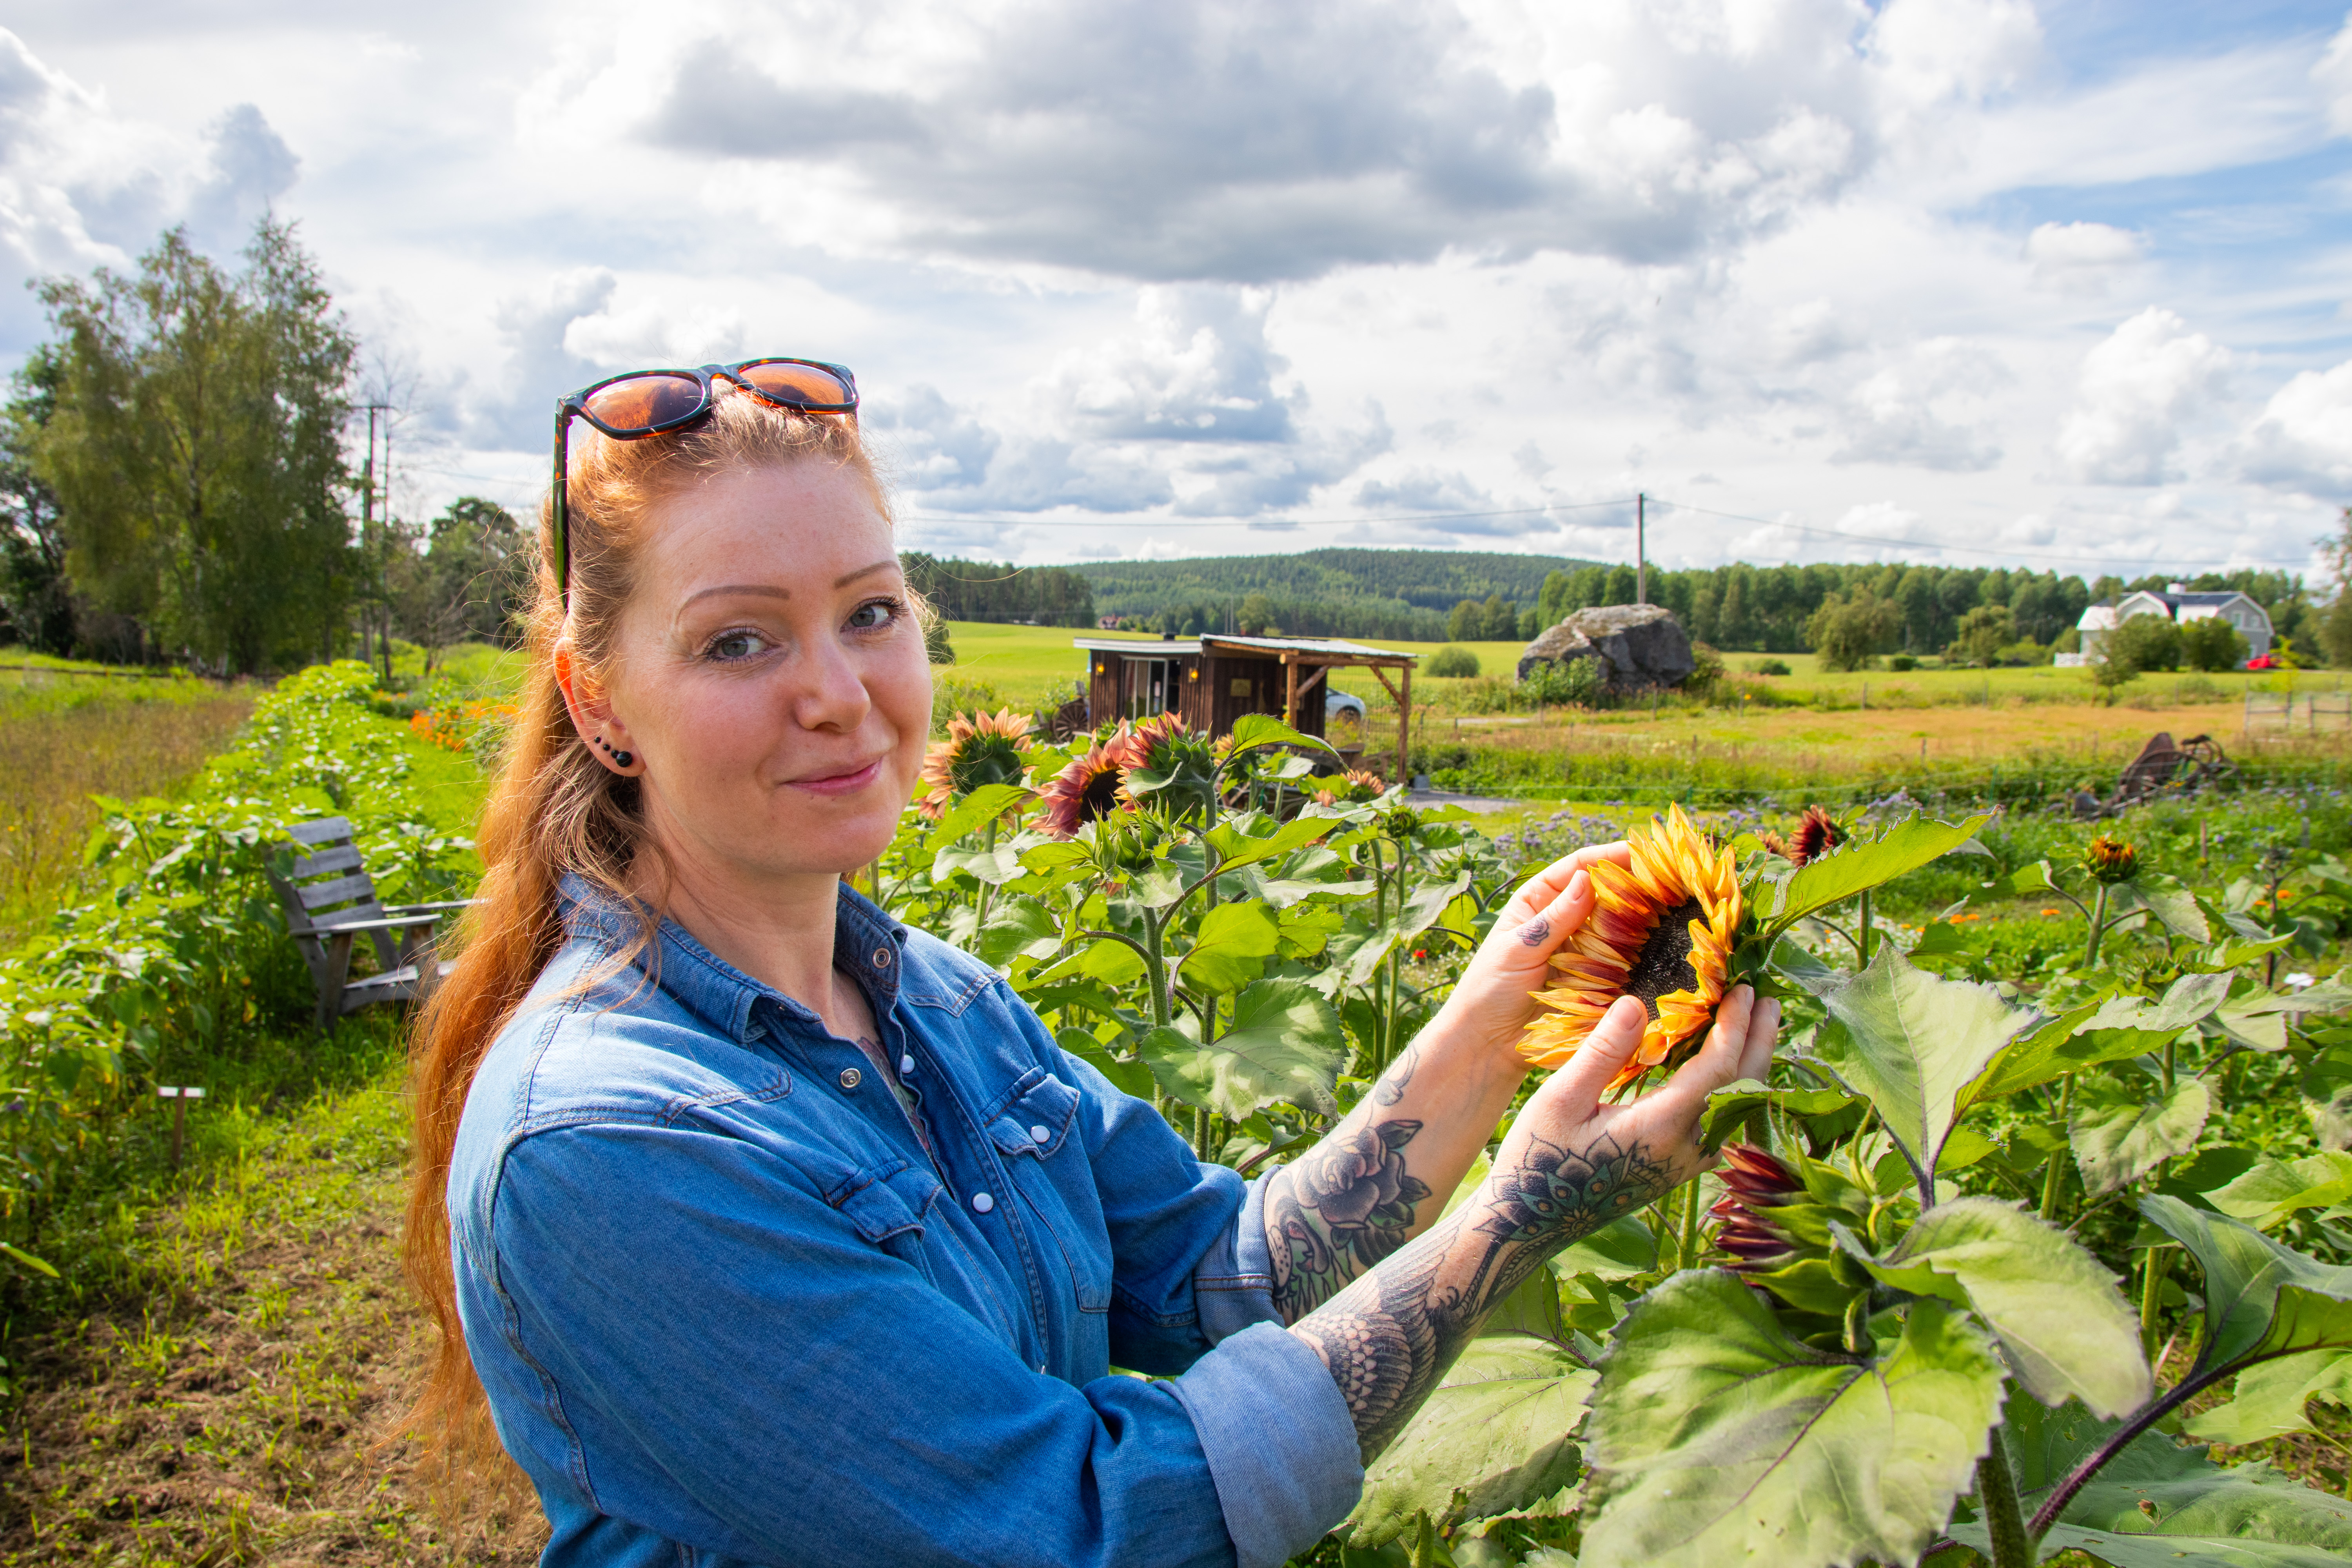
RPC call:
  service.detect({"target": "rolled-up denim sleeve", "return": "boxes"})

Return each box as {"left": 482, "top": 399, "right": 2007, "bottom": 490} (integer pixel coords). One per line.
{"left": 1192, "top": 1171, "right": 1281, "bottom": 1343}
{"left": 1170, "top": 1321, "right": 1364, "bottom": 1568}
{"left": 483, "top": 1124, "right": 1254, "bottom": 1568}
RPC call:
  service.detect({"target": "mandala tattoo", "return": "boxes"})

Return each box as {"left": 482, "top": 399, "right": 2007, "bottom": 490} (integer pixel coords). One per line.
{"left": 1294, "top": 1132, "right": 1674, "bottom": 1462}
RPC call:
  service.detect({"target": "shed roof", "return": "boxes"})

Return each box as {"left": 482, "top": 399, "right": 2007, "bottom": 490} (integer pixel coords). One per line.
{"left": 1072, "top": 633, "right": 1417, "bottom": 662}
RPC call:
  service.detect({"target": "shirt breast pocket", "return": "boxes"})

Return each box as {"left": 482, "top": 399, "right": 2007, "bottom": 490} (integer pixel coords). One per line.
{"left": 984, "top": 1071, "right": 1111, "bottom": 1316}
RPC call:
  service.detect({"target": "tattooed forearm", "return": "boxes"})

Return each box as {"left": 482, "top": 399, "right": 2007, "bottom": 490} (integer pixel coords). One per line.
{"left": 1266, "top": 1117, "right": 1432, "bottom": 1321}
{"left": 1292, "top": 1132, "right": 1673, "bottom": 1462}
{"left": 1265, "top": 1044, "right": 1433, "bottom": 1323}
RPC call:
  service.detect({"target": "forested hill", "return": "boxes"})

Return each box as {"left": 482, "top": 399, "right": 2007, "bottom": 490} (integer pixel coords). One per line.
{"left": 1067, "top": 548, "right": 1601, "bottom": 640}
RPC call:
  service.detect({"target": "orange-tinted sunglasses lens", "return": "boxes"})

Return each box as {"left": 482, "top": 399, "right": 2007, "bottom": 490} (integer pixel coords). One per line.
{"left": 582, "top": 373, "right": 706, "bottom": 432}
{"left": 737, "top": 360, "right": 855, "bottom": 408}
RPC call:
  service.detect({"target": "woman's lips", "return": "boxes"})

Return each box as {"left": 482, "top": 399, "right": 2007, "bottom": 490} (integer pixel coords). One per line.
{"left": 788, "top": 758, "right": 884, "bottom": 797}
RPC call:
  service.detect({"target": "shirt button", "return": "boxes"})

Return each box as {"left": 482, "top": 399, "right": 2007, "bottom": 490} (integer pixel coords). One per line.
{"left": 900, "top": 1054, "right": 915, "bottom": 1075}
{"left": 1029, "top": 1125, "right": 1051, "bottom": 1144}
{"left": 971, "top": 1192, "right": 995, "bottom": 1214}
{"left": 873, "top": 948, "right": 891, "bottom": 969}
{"left": 838, "top": 1067, "right": 862, "bottom": 1090}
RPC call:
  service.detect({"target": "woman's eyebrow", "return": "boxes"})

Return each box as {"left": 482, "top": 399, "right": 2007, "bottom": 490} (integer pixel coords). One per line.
{"left": 680, "top": 584, "right": 791, "bottom": 609}
{"left": 834, "top": 559, "right": 899, "bottom": 589}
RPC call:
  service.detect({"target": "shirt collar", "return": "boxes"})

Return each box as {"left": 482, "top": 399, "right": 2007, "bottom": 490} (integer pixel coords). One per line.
{"left": 558, "top": 873, "right": 910, "bottom": 1045}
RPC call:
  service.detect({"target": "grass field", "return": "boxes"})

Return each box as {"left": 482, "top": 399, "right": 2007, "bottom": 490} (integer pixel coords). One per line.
{"left": 0, "top": 654, "right": 258, "bottom": 949}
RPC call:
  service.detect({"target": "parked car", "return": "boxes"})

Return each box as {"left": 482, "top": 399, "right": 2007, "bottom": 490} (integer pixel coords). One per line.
{"left": 1327, "top": 690, "right": 1366, "bottom": 724}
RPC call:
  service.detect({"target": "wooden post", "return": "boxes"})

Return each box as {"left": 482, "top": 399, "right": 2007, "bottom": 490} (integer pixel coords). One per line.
{"left": 158, "top": 1085, "right": 204, "bottom": 1168}
{"left": 1284, "top": 653, "right": 1299, "bottom": 727}
{"left": 1397, "top": 663, "right": 1412, "bottom": 784}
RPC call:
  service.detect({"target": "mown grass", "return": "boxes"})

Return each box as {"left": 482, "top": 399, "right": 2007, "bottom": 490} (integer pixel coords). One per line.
{"left": 0, "top": 659, "right": 257, "bottom": 951}
{"left": 1, "top": 1058, "right": 542, "bottom": 1566}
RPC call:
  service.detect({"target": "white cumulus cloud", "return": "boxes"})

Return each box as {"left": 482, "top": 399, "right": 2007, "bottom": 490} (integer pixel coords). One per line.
{"left": 2240, "top": 360, "right": 2352, "bottom": 497}
{"left": 2054, "top": 308, "right": 2230, "bottom": 485}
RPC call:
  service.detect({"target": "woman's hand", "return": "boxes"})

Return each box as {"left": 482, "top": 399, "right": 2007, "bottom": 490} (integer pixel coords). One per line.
{"left": 1485, "top": 983, "right": 1781, "bottom": 1229}
{"left": 1293, "top": 983, "right": 1780, "bottom": 1462}
{"left": 1429, "top": 843, "right": 1633, "bottom": 1065}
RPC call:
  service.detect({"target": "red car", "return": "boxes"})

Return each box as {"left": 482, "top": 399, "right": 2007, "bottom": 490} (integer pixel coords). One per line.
{"left": 2246, "top": 654, "right": 2280, "bottom": 670}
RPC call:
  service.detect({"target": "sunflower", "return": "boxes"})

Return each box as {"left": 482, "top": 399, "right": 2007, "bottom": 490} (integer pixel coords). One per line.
{"left": 1037, "top": 730, "right": 1129, "bottom": 837}
{"left": 1114, "top": 712, "right": 1221, "bottom": 824}
{"left": 916, "top": 708, "right": 1033, "bottom": 820}
{"left": 2083, "top": 834, "right": 2138, "bottom": 884}
{"left": 1760, "top": 805, "right": 1844, "bottom": 866}
{"left": 1519, "top": 803, "right": 1742, "bottom": 1091}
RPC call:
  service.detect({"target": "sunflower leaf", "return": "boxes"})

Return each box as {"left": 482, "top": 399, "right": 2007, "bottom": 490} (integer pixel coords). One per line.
{"left": 1763, "top": 812, "right": 1994, "bottom": 933}
{"left": 1347, "top": 1336, "right": 1595, "bottom": 1546}
{"left": 1132, "top": 979, "right": 1344, "bottom": 1119}
{"left": 2069, "top": 1074, "right": 2212, "bottom": 1194}
{"left": 1853, "top": 1196, "right": 2150, "bottom": 1417}
{"left": 1176, "top": 902, "right": 1280, "bottom": 994}
{"left": 2138, "top": 1195, "right": 2352, "bottom": 1372}
{"left": 1811, "top": 944, "right": 2034, "bottom": 1194}
{"left": 2181, "top": 1348, "right": 2352, "bottom": 1444}
{"left": 1225, "top": 713, "right": 1338, "bottom": 758}
{"left": 1578, "top": 1271, "right": 2004, "bottom": 1568}
{"left": 1203, "top": 815, "right": 1330, "bottom": 874}
{"left": 2204, "top": 1151, "right": 2352, "bottom": 1232}
{"left": 927, "top": 782, "right": 1034, "bottom": 846}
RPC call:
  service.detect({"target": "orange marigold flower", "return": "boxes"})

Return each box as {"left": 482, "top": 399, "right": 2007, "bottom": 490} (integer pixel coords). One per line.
{"left": 1519, "top": 803, "right": 1742, "bottom": 1093}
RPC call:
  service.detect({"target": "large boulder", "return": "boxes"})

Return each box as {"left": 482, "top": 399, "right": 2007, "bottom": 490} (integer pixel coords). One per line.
{"left": 1518, "top": 604, "right": 1695, "bottom": 692}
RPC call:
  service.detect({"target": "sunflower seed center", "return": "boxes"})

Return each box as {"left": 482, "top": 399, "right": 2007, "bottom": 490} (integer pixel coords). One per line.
{"left": 1624, "top": 898, "right": 1703, "bottom": 1019}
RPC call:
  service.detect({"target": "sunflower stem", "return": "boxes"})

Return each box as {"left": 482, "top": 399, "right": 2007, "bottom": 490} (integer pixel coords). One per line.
{"left": 1975, "top": 1423, "right": 2035, "bottom": 1568}
{"left": 975, "top": 820, "right": 998, "bottom": 931}
{"left": 2039, "top": 1075, "right": 2076, "bottom": 1221}
{"left": 2084, "top": 882, "right": 2109, "bottom": 967}
{"left": 1857, "top": 888, "right": 1872, "bottom": 965}
{"left": 1678, "top": 1171, "right": 1702, "bottom": 1271}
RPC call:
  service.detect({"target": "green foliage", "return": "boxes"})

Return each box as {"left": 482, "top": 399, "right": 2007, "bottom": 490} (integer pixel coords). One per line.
{"left": 1426, "top": 644, "right": 1481, "bottom": 678}
{"left": 902, "top": 552, "right": 1095, "bottom": 627}
{"left": 1951, "top": 603, "right": 2017, "bottom": 668}
{"left": 0, "top": 661, "right": 473, "bottom": 1289}
{"left": 2184, "top": 613, "right": 2254, "bottom": 672}
{"left": 1806, "top": 587, "right": 1902, "bottom": 671}
{"left": 2109, "top": 612, "right": 2185, "bottom": 674}
{"left": 31, "top": 221, "right": 358, "bottom": 674}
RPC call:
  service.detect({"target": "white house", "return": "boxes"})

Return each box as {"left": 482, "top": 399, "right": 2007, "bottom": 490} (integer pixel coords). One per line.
{"left": 2063, "top": 585, "right": 2272, "bottom": 667}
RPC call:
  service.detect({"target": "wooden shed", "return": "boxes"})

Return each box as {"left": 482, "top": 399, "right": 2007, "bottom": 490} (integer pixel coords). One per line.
{"left": 1073, "top": 634, "right": 1419, "bottom": 780}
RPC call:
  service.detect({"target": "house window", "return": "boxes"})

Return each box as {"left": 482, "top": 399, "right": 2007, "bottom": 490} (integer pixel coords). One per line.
{"left": 1230, "top": 677, "right": 1252, "bottom": 696}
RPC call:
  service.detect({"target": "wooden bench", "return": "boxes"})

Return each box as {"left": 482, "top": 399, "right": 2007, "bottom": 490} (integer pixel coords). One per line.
{"left": 266, "top": 817, "right": 475, "bottom": 1032}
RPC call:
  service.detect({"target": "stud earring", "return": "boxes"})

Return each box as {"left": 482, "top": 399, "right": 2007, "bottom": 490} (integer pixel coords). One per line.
{"left": 593, "top": 735, "right": 636, "bottom": 769}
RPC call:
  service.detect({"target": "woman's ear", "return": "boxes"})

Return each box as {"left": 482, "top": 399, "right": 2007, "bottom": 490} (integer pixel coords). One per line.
{"left": 554, "top": 641, "right": 641, "bottom": 775}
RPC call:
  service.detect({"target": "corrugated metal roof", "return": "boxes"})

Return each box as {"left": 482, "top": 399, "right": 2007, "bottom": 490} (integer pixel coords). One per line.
{"left": 1070, "top": 634, "right": 1417, "bottom": 661}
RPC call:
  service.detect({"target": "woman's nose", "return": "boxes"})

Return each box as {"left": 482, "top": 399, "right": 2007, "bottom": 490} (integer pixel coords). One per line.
{"left": 793, "top": 641, "right": 873, "bottom": 731}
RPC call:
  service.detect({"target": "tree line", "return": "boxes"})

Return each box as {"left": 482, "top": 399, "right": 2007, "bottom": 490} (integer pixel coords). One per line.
{"left": 1435, "top": 560, "right": 2329, "bottom": 664}
{"left": 900, "top": 554, "right": 1095, "bottom": 626}
{"left": 0, "top": 221, "right": 530, "bottom": 675}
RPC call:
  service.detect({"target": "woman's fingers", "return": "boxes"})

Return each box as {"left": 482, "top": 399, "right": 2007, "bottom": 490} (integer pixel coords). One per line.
{"left": 1504, "top": 867, "right": 1594, "bottom": 966}
{"left": 1533, "top": 994, "right": 1650, "bottom": 1123}
{"left": 1736, "top": 995, "right": 1782, "bottom": 1083}
{"left": 1501, "top": 842, "right": 1631, "bottom": 927}
{"left": 1644, "top": 985, "right": 1770, "bottom": 1127}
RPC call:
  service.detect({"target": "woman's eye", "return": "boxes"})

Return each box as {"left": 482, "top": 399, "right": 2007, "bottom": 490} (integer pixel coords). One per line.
{"left": 706, "top": 630, "right": 770, "bottom": 662}
{"left": 847, "top": 597, "right": 903, "bottom": 632}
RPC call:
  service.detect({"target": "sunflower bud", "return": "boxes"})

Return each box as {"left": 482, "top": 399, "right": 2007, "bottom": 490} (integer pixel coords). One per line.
{"left": 2084, "top": 834, "right": 2139, "bottom": 884}
{"left": 1708, "top": 1143, "right": 1879, "bottom": 1327}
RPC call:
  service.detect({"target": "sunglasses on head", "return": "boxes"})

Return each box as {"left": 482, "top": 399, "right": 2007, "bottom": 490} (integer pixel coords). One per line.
{"left": 551, "top": 357, "right": 860, "bottom": 610}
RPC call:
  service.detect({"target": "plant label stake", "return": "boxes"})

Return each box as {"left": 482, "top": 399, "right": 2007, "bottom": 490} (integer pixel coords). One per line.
{"left": 157, "top": 1085, "right": 204, "bottom": 1168}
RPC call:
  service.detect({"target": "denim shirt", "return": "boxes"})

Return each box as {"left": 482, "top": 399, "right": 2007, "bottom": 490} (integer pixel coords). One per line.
{"left": 448, "top": 878, "right": 1363, "bottom": 1568}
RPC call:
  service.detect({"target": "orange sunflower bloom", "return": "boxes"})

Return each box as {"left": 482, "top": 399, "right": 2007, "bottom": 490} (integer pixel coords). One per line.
{"left": 1037, "top": 730, "right": 1129, "bottom": 837}
{"left": 1519, "top": 803, "right": 1742, "bottom": 1092}
{"left": 915, "top": 708, "right": 1033, "bottom": 820}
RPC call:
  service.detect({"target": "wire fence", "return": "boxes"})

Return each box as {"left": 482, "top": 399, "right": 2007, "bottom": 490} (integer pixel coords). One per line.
{"left": 2243, "top": 692, "right": 2352, "bottom": 736}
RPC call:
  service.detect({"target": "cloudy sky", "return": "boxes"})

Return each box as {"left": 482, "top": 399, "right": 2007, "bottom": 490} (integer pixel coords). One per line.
{"left": 7, "top": 0, "right": 2352, "bottom": 580}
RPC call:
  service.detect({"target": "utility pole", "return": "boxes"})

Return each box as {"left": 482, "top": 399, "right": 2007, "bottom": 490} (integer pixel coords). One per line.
{"left": 1636, "top": 492, "right": 1648, "bottom": 605}
{"left": 357, "top": 403, "right": 395, "bottom": 684}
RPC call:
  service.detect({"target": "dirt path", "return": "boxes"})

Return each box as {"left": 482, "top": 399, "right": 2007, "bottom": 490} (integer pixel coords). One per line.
{"left": 0, "top": 1079, "right": 543, "bottom": 1566}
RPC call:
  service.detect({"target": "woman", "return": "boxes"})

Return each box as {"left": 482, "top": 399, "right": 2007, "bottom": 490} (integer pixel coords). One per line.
{"left": 407, "top": 360, "right": 1780, "bottom": 1568}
